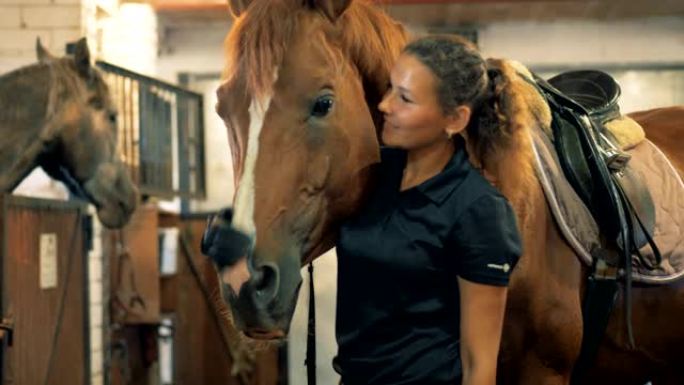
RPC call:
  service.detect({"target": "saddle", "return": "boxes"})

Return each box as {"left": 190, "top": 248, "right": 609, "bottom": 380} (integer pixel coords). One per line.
{"left": 534, "top": 70, "right": 659, "bottom": 269}
{"left": 522, "top": 68, "right": 665, "bottom": 380}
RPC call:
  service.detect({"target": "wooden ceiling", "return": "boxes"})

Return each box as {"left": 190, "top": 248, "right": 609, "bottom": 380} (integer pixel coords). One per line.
{"left": 154, "top": 0, "right": 684, "bottom": 27}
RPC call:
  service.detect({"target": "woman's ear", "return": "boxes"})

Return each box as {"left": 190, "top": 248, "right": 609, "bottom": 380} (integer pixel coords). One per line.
{"left": 445, "top": 105, "right": 472, "bottom": 138}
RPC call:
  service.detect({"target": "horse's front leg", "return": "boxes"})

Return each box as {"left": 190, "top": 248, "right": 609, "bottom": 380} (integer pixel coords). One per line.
{"left": 499, "top": 197, "right": 584, "bottom": 385}
{"left": 499, "top": 292, "right": 582, "bottom": 385}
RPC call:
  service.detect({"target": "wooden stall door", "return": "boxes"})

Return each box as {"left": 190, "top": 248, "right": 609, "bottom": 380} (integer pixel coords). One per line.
{"left": 0, "top": 196, "right": 89, "bottom": 385}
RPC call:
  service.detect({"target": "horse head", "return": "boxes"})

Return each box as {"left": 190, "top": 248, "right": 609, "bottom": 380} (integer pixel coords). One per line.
{"left": 36, "top": 38, "right": 138, "bottom": 228}
{"left": 207, "top": 0, "right": 407, "bottom": 338}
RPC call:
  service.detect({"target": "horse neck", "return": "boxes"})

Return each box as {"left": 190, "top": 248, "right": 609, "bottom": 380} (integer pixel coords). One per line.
{"left": 0, "top": 63, "right": 56, "bottom": 191}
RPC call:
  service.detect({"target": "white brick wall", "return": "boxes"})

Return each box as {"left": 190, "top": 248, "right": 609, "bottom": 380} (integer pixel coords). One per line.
{"left": 0, "top": 0, "right": 51, "bottom": 5}
{"left": 0, "top": 6, "right": 21, "bottom": 28}
{"left": 479, "top": 17, "right": 684, "bottom": 66}
{"left": 0, "top": 28, "right": 52, "bottom": 52}
{"left": 100, "top": 2, "right": 157, "bottom": 76}
{"left": 0, "top": 0, "right": 83, "bottom": 68}
{"left": 22, "top": 5, "right": 81, "bottom": 28}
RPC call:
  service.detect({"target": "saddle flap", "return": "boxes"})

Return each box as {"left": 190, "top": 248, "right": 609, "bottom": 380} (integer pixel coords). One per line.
{"left": 613, "top": 166, "right": 656, "bottom": 251}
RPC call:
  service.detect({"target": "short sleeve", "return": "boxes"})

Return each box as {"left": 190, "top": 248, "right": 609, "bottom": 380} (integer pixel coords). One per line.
{"left": 447, "top": 194, "right": 522, "bottom": 286}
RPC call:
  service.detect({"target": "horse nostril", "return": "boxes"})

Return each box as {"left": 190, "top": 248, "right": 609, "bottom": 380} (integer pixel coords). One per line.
{"left": 252, "top": 263, "right": 279, "bottom": 303}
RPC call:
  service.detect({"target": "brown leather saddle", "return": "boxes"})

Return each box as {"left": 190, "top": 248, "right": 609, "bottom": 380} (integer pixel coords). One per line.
{"left": 535, "top": 70, "right": 659, "bottom": 267}
{"left": 530, "top": 70, "right": 663, "bottom": 383}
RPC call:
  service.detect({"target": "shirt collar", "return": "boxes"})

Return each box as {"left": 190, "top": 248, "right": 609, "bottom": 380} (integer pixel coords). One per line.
{"left": 416, "top": 147, "right": 471, "bottom": 205}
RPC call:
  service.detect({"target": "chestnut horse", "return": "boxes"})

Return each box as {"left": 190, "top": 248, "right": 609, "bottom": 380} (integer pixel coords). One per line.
{"left": 207, "top": 0, "right": 684, "bottom": 383}
{"left": 0, "top": 38, "right": 137, "bottom": 228}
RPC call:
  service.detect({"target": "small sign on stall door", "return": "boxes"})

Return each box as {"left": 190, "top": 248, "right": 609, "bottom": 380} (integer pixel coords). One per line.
{"left": 40, "top": 233, "right": 58, "bottom": 289}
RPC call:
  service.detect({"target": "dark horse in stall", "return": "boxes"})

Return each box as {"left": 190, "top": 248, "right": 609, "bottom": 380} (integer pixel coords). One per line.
{"left": 204, "top": 0, "right": 684, "bottom": 383}
{"left": 0, "top": 38, "right": 137, "bottom": 228}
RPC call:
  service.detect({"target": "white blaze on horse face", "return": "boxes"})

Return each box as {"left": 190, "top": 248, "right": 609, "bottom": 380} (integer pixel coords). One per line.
{"left": 232, "top": 68, "right": 279, "bottom": 245}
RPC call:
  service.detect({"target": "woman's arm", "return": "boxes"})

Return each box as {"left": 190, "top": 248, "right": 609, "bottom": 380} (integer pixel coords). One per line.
{"left": 458, "top": 277, "right": 508, "bottom": 385}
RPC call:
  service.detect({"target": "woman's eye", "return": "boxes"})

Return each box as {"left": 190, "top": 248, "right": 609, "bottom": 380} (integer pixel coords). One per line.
{"left": 311, "top": 96, "right": 334, "bottom": 118}
{"left": 400, "top": 94, "right": 411, "bottom": 103}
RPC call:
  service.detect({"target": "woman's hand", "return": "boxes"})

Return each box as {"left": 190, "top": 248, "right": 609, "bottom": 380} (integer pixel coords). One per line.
{"left": 458, "top": 277, "right": 508, "bottom": 385}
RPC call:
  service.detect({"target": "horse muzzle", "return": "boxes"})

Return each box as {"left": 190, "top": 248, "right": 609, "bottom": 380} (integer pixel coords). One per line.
{"left": 203, "top": 208, "right": 303, "bottom": 339}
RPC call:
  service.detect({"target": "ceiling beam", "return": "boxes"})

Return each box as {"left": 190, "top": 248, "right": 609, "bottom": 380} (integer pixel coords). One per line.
{"left": 152, "top": 0, "right": 562, "bottom": 12}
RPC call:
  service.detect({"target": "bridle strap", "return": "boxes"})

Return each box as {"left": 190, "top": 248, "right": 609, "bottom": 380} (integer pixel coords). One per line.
{"left": 305, "top": 262, "right": 316, "bottom": 385}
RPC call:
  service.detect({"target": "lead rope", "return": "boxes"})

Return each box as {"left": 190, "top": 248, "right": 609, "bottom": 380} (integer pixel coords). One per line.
{"left": 305, "top": 262, "right": 316, "bottom": 385}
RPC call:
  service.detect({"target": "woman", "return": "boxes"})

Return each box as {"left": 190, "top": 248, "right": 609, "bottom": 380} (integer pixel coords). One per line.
{"left": 333, "top": 35, "right": 522, "bottom": 385}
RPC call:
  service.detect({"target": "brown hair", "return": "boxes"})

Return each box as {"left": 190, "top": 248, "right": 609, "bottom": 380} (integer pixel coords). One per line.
{"left": 402, "top": 34, "right": 506, "bottom": 167}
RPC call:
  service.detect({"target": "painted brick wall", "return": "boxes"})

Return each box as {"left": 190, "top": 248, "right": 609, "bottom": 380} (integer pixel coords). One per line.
{"left": 0, "top": 0, "right": 82, "bottom": 74}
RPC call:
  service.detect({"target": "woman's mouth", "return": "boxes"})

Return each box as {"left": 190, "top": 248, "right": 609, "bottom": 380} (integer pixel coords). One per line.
{"left": 384, "top": 121, "right": 399, "bottom": 130}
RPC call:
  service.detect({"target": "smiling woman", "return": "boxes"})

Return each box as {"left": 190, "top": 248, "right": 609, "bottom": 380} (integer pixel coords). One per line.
{"left": 333, "top": 34, "right": 521, "bottom": 385}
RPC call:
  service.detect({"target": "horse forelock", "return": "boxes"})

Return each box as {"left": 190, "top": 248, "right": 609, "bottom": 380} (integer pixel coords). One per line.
{"left": 223, "top": 0, "right": 299, "bottom": 99}
{"left": 222, "top": 0, "right": 406, "bottom": 100}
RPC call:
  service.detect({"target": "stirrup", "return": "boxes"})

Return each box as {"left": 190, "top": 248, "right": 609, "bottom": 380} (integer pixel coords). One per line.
{"left": 601, "top": 147, "right": 631, "bottom": 172}
{"left": 598, "top": 132, "right": 631, "bottom": 172}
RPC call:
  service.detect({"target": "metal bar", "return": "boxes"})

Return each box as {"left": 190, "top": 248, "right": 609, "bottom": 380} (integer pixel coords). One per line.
{"left": 138, "top": 82, "right": 148, "bottom": 189}
{"left": 98, "top": 62, "right": 206, "bottom": 200}
{"left": 97, "top": 61, "right": 202, "bottom": 99}
{"left": 195, "top": 92, "right": 206, "bottom": 199}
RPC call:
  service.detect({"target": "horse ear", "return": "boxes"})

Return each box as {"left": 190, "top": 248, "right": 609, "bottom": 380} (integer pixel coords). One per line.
{"left": 36, "top": 38, "right": 55, "bottom": 63}
{"left": 73, "top": 37, "right": 91, "bottom": 77}
{"left": 227, "top": 0, "right": 253, "bottom": 18}
{"left": 309, "top": 0, "right": 352, "bottom": 22}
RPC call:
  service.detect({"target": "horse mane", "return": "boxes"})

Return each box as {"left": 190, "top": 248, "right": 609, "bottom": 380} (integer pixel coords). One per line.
{"left": 222, "top": 0, "right": 407, "bottom": 98}
{"left": 0, "top": 63, "right": 53, "bottom": 127}
{"left": 477, "top": 58, "right": 550, "bottom": 218}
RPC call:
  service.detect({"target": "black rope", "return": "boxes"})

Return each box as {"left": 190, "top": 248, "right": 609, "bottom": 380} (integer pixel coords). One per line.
{"left": 305, "top": 262, "right": 316, "bottom": 385}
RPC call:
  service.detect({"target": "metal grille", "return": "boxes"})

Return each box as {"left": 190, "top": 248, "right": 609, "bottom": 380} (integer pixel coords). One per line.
{"left": 97, "top": 62, "right": 206, "bottom": 199}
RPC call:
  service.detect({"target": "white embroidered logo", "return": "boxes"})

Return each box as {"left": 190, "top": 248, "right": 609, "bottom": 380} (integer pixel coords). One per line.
{"left": 487, "top": 263, "right": 511, "bottom": 273}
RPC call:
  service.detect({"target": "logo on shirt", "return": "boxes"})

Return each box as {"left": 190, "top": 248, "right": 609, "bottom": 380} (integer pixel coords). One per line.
{"left": 487, "top": 263, "right": 511, "bottom": 273}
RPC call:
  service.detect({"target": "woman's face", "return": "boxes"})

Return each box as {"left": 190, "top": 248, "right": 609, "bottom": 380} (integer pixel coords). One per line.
{"left": 379, "top": 53, "right": 452, "bottom": 150}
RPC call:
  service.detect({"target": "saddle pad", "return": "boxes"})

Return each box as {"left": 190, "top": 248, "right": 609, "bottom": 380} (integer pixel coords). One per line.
{"left": 531, "top": 124, "right": 684, "bottom": 284}
{"left": 604, "top": 116, "right": 645, "bottom": 150}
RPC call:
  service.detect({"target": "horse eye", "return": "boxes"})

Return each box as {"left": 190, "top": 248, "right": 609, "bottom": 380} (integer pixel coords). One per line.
{"left": 89, "top": 97, "right": 104, "bottom": 109}
{"left": 311, "top": 96, "right": 334, "bottom": 118}
{"left": 108, "top": 112, "right": 117, "bottom": 125}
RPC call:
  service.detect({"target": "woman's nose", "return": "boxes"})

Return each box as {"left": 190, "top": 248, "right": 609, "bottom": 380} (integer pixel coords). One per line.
{"left": 378, "top": 91, "right": 392, "bottom": 114}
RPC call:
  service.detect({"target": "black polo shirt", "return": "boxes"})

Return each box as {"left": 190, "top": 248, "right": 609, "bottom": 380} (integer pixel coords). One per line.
{"left": 334, "top": 141, "right": 522, "bottom": 385}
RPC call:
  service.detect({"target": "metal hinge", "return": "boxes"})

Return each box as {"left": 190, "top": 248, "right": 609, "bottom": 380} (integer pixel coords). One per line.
{"left": 0, "top": 319, "right": 14, "bottom": 346}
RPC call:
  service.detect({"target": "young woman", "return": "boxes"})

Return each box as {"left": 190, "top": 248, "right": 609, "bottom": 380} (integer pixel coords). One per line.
{"left": 333, "top": 35, "right": 522, "bottom": 385}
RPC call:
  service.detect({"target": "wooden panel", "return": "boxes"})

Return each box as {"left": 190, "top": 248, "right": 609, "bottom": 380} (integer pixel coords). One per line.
{"left": 108, "top": 204, "right": 160, "bottom": 324}
{"left": 0, "top": 195, "right": 88, "bottom": 385}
